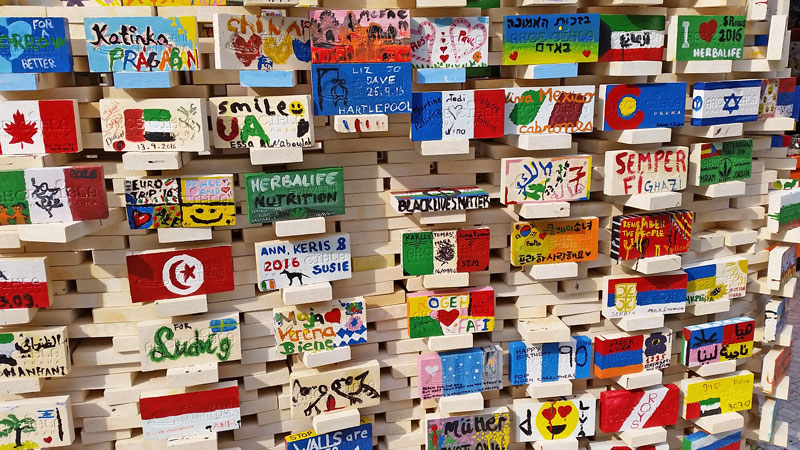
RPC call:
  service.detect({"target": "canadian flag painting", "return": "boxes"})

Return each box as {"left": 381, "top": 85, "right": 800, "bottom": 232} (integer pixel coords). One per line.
{"left": 599, "top": 384, "right": 680, "bottom": 433}
{"left": 126, "top": 246, "right": 234, "bottom": 303}
{"left": 0, "top": 100, "right": 81, "bottom": 154}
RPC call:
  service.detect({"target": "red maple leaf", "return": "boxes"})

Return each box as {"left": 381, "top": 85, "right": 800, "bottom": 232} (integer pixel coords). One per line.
{"left": 4, "top": 110, "right": 38, "bottom": 149}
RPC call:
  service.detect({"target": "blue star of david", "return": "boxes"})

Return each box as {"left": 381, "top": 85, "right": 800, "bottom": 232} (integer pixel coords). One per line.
{"left": 722, "top": 93, "right": 743, "bottom": 114}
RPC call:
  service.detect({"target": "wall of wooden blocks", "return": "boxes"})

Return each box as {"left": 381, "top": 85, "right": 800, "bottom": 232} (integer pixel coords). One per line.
{"left": 0, "top": 1, "right": 795, "bottom": 450}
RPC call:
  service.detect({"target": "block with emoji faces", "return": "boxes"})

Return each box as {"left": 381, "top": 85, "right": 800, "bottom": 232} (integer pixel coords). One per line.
{"left": 513, "top": 394, "right": 596, "bottom": 442}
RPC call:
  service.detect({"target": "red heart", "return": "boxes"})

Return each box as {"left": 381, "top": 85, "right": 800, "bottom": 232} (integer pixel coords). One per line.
{"left": 509, "top": 51, "right": 518, "bottom": 61}
{"left": 439, "top": 54, "right": 449, "bottom": 63}
{"left": 221, "top": 186, "right": 231, "bottom": 193}
{"left": 582, "top": 49, "right": 591, "bottom": 58}
{"left": 441, "top": 38, "right": 446, "bottom": 43}
{"left": 558, "top": 405, "right": 572, "bottom": 418}
{"left": 132, "top": 210, "right": 151, "bottom": 228}
{"left": 232, "top": 34, "right": 262, "bottom": 67}
{"left": 43, "top": 437, "right": 52, "bottom": 444}
{"left": 541, "top": 406, "right": 556, "bottom": 421}
{"left": 698, "top": 20, "right": 717, "bottom": 42}
{"left": 538, "top": 232, "right": 547, "bottom": 240}
{"left": 437, "top": 309, "right": 459, "bottom": 327}
{"left": 324, "top": 308, "right": 341, "bottom": 323}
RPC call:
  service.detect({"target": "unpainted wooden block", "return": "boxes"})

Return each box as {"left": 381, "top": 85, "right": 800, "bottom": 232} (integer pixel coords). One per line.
{"left": 619, "top": 426, "right": 667, "bottom": 447}
{"left": 694, "top": 412, "right": 744, "bottom": 435}
{"left": 615, "top": 369, "right": 663, "bottom": 390}
{"left": 426, "top": 334, "right": 474, "bottom": 352}
{"left": 157, "top": 227, "right": 213, "bottom": 244}
{"left": 691, "top": 359, "right": 738, "bottom": 377}
{"left": 438, "top": 392, "right": 484, "bottom": 414}
{"left": 302, "top": 346, "right": 352, "bottom": 369}
{"left": 282, "top": 282, "right": 333, "bottom": 305}
{"left": 311, "top": 409, "right": 361, "bottom": 435}
{"left": 275, "top": 217, "right": 327, "bottom": 238}
{"left": 526, "top": 379, "right": 572, "bottom": 398}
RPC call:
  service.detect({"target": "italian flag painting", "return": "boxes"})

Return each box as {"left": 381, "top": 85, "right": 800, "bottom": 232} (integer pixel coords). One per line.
{"left": 598, "top": 15, "right": 666, "bottom": 62}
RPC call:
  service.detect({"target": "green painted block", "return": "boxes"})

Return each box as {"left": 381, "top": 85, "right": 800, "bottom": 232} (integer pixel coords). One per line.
{"left": 245, "top": 168, "right": 345, "bottom": 224}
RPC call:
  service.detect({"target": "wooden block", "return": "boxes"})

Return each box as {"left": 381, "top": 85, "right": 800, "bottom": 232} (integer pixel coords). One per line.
{"left": 274, "top": 217, "right": 327, "bottom": 238}
{"left": 526, "top": 379, "right": 572, "bottom": 399}
{"left": 122, "top": 151, "right": 186, "bottom": 171}
{"left": 154, "top": 295, "right": 208, "bottom": 318}
{"left": 426, "top": 334, "right": 474, "bottom": 352}
{"left": 689, "top": 181, "right": 746, "bottom": 198}
{"left": 157, "top": 227, "right": 213, "bottom": 243}
{"left": 250, "top": 147, "right": 304, "bottom": 165}
{"left": 437, "top": 392, "right": 484, "bottom": 414}
{"left": 0, "top": 395, "right": 74, "bottom": 448}
{"left": 687, "top": 299, "right": 731, "bottom": 316}
{"left": 416, "top": 140, "right": 470, "bottom": 156}
{"left": 533, "top": 438, "right": 578, "bottom": 450}
{"left": 673, "top": 60, "right": 732, "bottom": 73}
{"left": 589, "top": 61, "right": 663, "bottom": 77}
{"left": 691, "top": 359, "right": 738, "bottom": 377}
{"left": 613, "top": 314, "right": 665, "bottom": 332}
{"left": 529, "top": 262, "right": 578, "bottom": 280}
{"left": 167, "top": 433, "right": 217, "bottom": 449}
{"left": 694, "top": 412, "right": 744, "bottom": 435}
{"left": 333, "top": 115, "right": 388, "bottom": 133}
{"left": 302, "top": 346, "right": 352, "bottom": 369}
{"left": 422, "top": 273, "right": 470, "bottom": 289}
{"left": 311, "top": 409, "right": 361, "bottom": 435}
{"left": 621, "top": 255, "right": 682, "bottom": 274}
{"left": 415, "top": 210, "right": 467, "bottom": 225}
{"left": 499, "top": 134, "right": 572, "bottom": 151}
{"left": 516, "top": 317, "right": 571, "bottom": 343}
{"left": 619, "top": 426, "right": 666, "bottom": 447}
{"left": 0, "top": 307, "right": 37, "bottom": 325}
{"left": 515, "top": 202, "right": 570, "bottom": 219}
{"left": 614, "top": 369, "right": 663, "bottom": 390}
{"left": 165, "top": 362, "right": 219, "bottom": 387}
{"left": 0, "top": 376, "right": 41, "bottom": 395}
{"left": 605, "top": 128, "right": 672, "bottom": 145}
{"left": 677, "top": 123, "right": 743, "bottom": 139}
{"left": 282, "top": 282, "right": 333, "bottom": 305}
{"left": 623, "top": 192, "right": 682, "bottom": 211}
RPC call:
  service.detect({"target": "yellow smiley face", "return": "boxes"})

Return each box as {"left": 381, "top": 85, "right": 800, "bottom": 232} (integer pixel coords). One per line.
{"left": 535, "top": 400, "right": 579, "bottom": 440}
{"left": 181, "top": 204, "right": 235, "bottom": 227}
{"left": 289, "top": 101, "right": 305, "bottom": 116}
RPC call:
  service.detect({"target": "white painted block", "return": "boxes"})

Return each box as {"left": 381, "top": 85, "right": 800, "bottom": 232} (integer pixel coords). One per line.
{"left": 438, "top": 392, "right": 484, "bottom": 413}
{"left": 250, "top": 147, "right": 304, "bottom": 165}
{"left": 590, "top": 61, "right": 662, "bottom": 77}
{"left": 0, "top": 377, "right": 41, "bottom": 395}
{"left": 613, "top": 314, "right": 665, "bottom": 332}
{"left": 122, "top": 151, "right": 185, "bottom": 171}
{"left": 416, "top": 210, "right": 467, "bottom": 225}
{"left": 0, "top": 308, "right": 37, "bottom": 325}
{"left": 416, "top": 139, "right": 470, "bottom": 155}
{"left": 694, "top": 412, "right": 744, "bottom": 435}
{"left": 302, "top": 346, "right": 352, "bottom": 368}
{"left": 623, "top": 192, "right": 682, "bottom": 210}
{"left": 615, "top": 369, "right": 663, "bottom": 390}
{"left": 426, "top": 334, "right": 473, "bottom": 352}
{"left": 687, "top": 299, "right": 731, "bottom": 316}
{"left": 155, "top": 295, "right": 208, "bottom": 318}
{"left": 690, "top": 181, "right": 746, "bottom": 198}
{"left": 621, "top": 254, "right": 682, "bottom": 274}
{"left": 529, "top": 262, "right": 578, "bottom": 280}
{"left": 534, "top": 438, "right": 578, "bottom": 450}
{"left": 333, "top": 114, "right": 388, "bottom": 133}
{"left": 274, "top": 217, "right": 327, "bottom": 237}
{"left": 312, "top": 409, "right": 361, "bottom": 435}
{"left": 678, "top": 123, "right": 743, "bottom": 139}
{"left": 515, "top": 202, "right": 570, "bottom": 219}
{"left": 691, "top": 359, "right": 738, "bottom": 377}
{"left": 282, "top": 282, "right": 333, "bottom": 305}
{"left": 422, "top": 273, "right": 470, "bottom": 289}
{"left": 500, "top": 134, "right": 571, "bottom": 151}
{"left": 619, "top": 426, "right": 666, "bottom": 448}
{"left": 674, "top": 60, "right": 732, "bottom": 73}
{"left": 165, "top": 362, "right": 218, "bottom": 387}
{"left": 157, "top": 227, "right": 212, "bottom": 243}
{"left": 526, "top": 379, "right": 572, "bottom": 399}
{"left": 167, "top": 433, "right": 217, "bottom": 449}
{"left": 608, "top": 127, "right": 672, "bottom": 145}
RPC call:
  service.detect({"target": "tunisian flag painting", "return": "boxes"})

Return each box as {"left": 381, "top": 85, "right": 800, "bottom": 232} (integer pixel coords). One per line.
{"left": 126, "top": 245, "right": 234, "bottom": 303}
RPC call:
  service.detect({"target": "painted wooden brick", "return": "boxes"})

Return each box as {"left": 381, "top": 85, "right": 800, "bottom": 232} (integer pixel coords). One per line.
{"left": 0, "top": 396, "right": 74, "bottom": 448}
{"left": 767, "top": 188, "right": 800, "bottom": 233}
{"left": 603, "top": 273, "right": 687, "bottom": 319}
{"left": 0, "top": 100, "right": 81, "bottom": 154}
{"left": 679, "top": 370, "right": 754, "bottom": 419}
{"left": 610, "top": 210, "right": 694, "bottom": 261}
{"left": 691, "top": 80, "right": 761, "bottom": 126}
{"left": 511, "top": 218, "right": 599, "bottom": 266}
{"left": 401, "top": 228, "right": 489, "bottom": 276}
{"left": 597, "top": 15, "right": 665, "bottom": 62}
{"left": 503, "top": 86, "right": 595, "bottom": 135}
{"left": 594, "top": 329, "right": 672, "bottom": 378}
{"left": 512, "top": 394, "right": 597, "bottom": 442}
{"left": 763, "top": 297, "right": 788, "bottom": 342}
{"left": 501, "top": 156, "right": 592, "bottom": 204}
{"left": 761, "top": 346, "right": 791, "bottom": 394}
{"left": 411, "top": 90, "right": 505, "bottom": 141}
{"left": 213, "top": 14, "right": 311, "bottom": 71}
{"left": 672, "top": 16, "right": 745, "bottom": 61}
{"left": 407, "top": 287, "right": 494, "bottom": 339}
{"left": 599, "top": 384, "right": 680, "bottom": 433}
{"left": 390, "top": 187, "right": 490, "bottom": 213}
{"left": 244, "top": 168, "right": 344, "bottom": 223}
{"left": 290, "top": 360, "right": 380, "bottom": 418}
{"left": 759, "top": 78, "right": 796, "bottom": 119}
{"left": 308, "top": 10, "right": 410, "bottom": 64}
{"left": 287, "top": 419, "right": 372, "bottom": 450}
{"left": 599, "top": 83, "right": 686, "bottom": 131}
{"left": 0, "top": 257, "right": 51, "bottom": 308}
{"left": 255, "top": 233, "right": 352, "bottom": 290}
{"left": 411, "top": 17, "right": 489, "bottom": 69}
{"left": 503, "top": 14, "right": 600, "bottom": 65}
{"left": 311, "top": 62, "right": 412, "bottom": 116}
{"left": 126, "top": 246, "right": 235, "bottom": 303}
{"left": 766, "top": 243, "right": 796, "bottom": 290}
{"left": 209, "top": 95, "right": 314, "bottom": 150}
{"left": 684, "top": 257, "right": 748, "bottom": 305}
{"left": 603, "top": 147, "right": 688, "bottom": 195}
{"left": 681, "top": 316, "right": 755, "bottom": 367}
{"left": 689, "top": 139, "right": 753, "bottom": 186}
{"left": 508, "top": 337, "right": 592, "bottom": 384}
{"left": 140, "top": 383, "right": 240, "bottom": 439}
{"left": 682, "top": 430, "right": 741, "bottom": 450}
{"left": 426, "top": 411, "right": 509, "bottom": 450}
{"left": 418, "top": 345, "right": 503, "bottom": 400}
{"left": 273, "top": 297, "right": 367, "bottom": 355}
{"left": 0, "top": 17, "right": 73, "bottom": 73}
{"left": 0, "top": 327, "right": 70, "bottom": 379}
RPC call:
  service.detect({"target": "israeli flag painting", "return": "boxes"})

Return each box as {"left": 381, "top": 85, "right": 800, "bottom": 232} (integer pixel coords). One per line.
{"left": 691, "top": 80, "right": 761, "bottom": 126}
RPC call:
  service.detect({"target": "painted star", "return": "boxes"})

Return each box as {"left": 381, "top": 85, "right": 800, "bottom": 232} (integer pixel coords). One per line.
{"left": 180, "top": 264, "right": 196, "bottom": 280}
{"left": 722, "top": 92, "right": 743, "bottom": 114}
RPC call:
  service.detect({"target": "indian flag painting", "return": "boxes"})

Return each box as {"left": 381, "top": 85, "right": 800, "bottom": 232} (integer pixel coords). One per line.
{"left": 123, "top": 108, "right": 175, "bottom": 143}
{"left": 598, "top": 15, "right": 665, "bottom": 62}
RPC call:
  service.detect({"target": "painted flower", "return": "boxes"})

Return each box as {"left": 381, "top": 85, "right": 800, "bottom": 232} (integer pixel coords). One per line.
{"left": 644, "top": 332, "right": 668, "bottom": 356}
{"left": 473, "top": 51, "right": 482, "bottom": 63}
{"left": 708, "top": 284, "right": 728, "bottom": 301}
{"left": 345, "top": 315, "right": 363, "bottom": 332}
{"left": 346, "top": 302, "right": 363, "bottom": 315}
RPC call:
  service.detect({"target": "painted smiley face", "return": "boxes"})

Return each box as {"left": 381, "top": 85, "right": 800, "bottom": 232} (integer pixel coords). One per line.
{"left": 181, "top": 204, "right": 234, "bottom": 226}
{"left": 289, "top": 101, "right": 305, "bottom": 116}
{"left": 535, "top": 400, "right": 578, "bottom": 440}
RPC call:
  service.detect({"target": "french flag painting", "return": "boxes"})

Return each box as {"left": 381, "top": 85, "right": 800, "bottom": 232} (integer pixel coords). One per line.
{"left": 691, "top": 80, "right": 761, "bottom": 126}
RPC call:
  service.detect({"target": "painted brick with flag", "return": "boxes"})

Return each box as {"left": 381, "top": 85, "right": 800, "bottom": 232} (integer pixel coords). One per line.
{"left": 125, "top": 108, "right": 175, "bottom": 142}
{"left": 598, "top": 15, "right": 665, "bottom": 62}
{"left": 599, "top": 384, "right": 680, "bottom": 433}
{"left": 411, "top": 89, "right": 505, "bottom": 141}
{"left": 0, "top": 100, "right": 81, "bottom": 154}
{"left": 139, "top": 384, "right": 240, "bottom": 440}
{"left": 126, "top": 245, "right": 235, "bottom": 303}
{"left": 691, "top": 80, "right": 761, "bottom": 126}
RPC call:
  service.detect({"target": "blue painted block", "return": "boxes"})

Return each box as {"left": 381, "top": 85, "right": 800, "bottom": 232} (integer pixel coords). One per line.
{"left": 754, "top": 34, "right": 770, "bottom": 46}
{"left": 532, "top": 63, "right": 578, "bottom": 79}
{"left": 312, "top": 62, "right": 412, "bottom": 116}
{"left": 113, "top": 71, "right": 175, "bottom": 89}
{"left": 0, "top": 17, "right": 73, "bottom": 73}
{"left": 600, "top": 82, "right": 686, "bottom": 130}
{"left": 239, "top": 70, "right": 295, "bottom": 88}
{"left": 416, "top": 68, "right": 466, "bottom": 84}
{"left": 794, "top": 86, "right": 800, "bottom": 120}
{"left": 0, "top": 73, "right": 39, "bottom": 91}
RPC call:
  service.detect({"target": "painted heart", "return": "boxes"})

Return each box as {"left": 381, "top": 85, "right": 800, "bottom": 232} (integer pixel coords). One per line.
{"left": 411, "top": 20, "right": 436, "bottom": 64}
{"left": 509, "top": 51, "right": 518, "bottom": 61}
{"left": 43, "top": 437, "right": 52, "bottom": 444}
{"left": 232, "top": 34, "right": 262, "bottom": 67}
{"left": 558, "top": 405, "right": 572, "bottom": 418}
{"left": 425, "top": 365, "right": 439, "bottom": 376}
{"left": 221, "top": 186, "right": 231, "bottom": 193}
{"left": 132, "top": 210, "right": 151, "bottom": 228}
{"left": 541, "top": 406, "right": 556, "bottom": 421}
{"left": 698, "top": 19, "right": 717, "bottom": 42}
{"left": 437, "top": 309, "right": 459, "bottom": 327}
{"left": 440, "top": 54, "right": 449, "bottom": 63}
{"left": 449, "top": 18, "right": 487, "bottom": 63}
{"left": 582, "top": 49, "right": 591, "bottom": 58}
{"left": 538, "top": 232, "right": 547, "bottom": 240}
{"left": 324, "top": 308, "right": 341, "bottom": 324}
